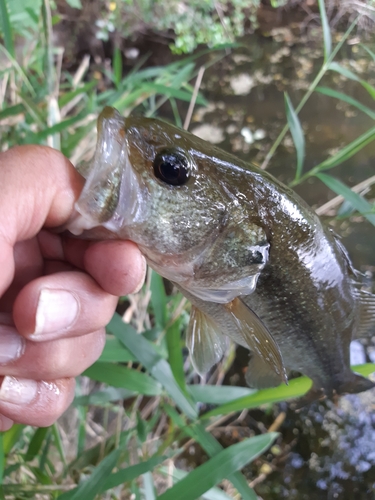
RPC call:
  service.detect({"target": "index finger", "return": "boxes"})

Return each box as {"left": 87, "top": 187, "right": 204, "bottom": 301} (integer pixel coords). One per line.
{"left": 0, "top": 145, "right": 84, "bottom": 296}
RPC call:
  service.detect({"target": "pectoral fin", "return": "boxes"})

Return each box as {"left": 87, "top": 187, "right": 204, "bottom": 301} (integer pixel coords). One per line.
{"left": 225, "top": 297, "right": 288, "bottom": 385}
{"left": 186, "top": 305, "right": 227, "bottom": 375}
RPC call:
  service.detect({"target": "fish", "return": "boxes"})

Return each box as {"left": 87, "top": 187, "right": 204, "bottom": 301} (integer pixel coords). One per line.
{"left": 66, "top": 106, "right": 375, "bottom": 402}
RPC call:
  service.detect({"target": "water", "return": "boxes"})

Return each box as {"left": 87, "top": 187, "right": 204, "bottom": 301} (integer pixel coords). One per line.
{"left": 184, "top": 27, "right": 375, "bottom": 499}
{"left": 190, "top": 27, "right": 375, "bottom": 270}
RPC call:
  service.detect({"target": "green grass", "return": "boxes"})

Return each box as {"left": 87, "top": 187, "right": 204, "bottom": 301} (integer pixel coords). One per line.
{"left": 1, "top": 0, "right": 375, "bottom": 498}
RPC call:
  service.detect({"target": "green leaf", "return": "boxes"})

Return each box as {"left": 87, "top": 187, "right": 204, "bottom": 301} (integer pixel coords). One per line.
{"left": 101, "top": 456, "right": 166, "bottom": 492}
{"left": 159, "top": 466, "right": 234, "bottom": 500}
{"left": 328, "top": 61, "right": 361, "bottom": 82}
{"left": 143, "top": 83, "right": 206, "bottom": 105}
{"left": 24, "top": 427, "right": 50, "bottom": 462}
{"left": 113, "top": 47, "right": 122, "bottom": 88}
{"left": 166, "top": 319, "right": 186, "bottom": 393}
{"left": 58, "top": 81, "right": 96, "bottom": 108}
{"left": 318, "top": 0, "right": 331, "bottom": 61}
{"left": 328, "top": 61, "right": 375, "bottom": 100}
{"left": 284, "top": 92, "right": 305, "bottom": 180}
{"left": 165, "top": 406, "right": 257, "bottom": 499}
{"left": 0, "top": 103, "right": 25, "bottom": 121}
{"left": 99, "top": 336, "right": 136, "bottom": 363}
{"left": 2, "top": 425, "right": 24, "bottom": 455}
{"left": 361, "top": 44, "right": 375, "bottom": 62}
{"left": 58, "top": 448, "right": 122, "bottom": 500}
{"left": 142, "top": 471, "right": 156, "bottom": 500}
{"left": 52, "top": 424, "right": 67, "bottom": 468}
{"left": 74, "top": 387, "right": 135, "bottom": 406}
{"left": 0, "top": 0, "right": 15, "bottom": 58}
{"left": 0, "top": 434, "right": 4, "bottom": 485}
{"left": 158, "top": 434, "right": 278, "bottom": 500}
{"left": 110, "top": 313, "right": 198, "bottom": 419}
{"left": 302, "top": 125, "right": 375, "bottom": 178}
{"left": 315, "top": 173, "right": 375, "bottom": 226}
{"left": 65, "top": 0, "right": 82, "bottom": 8}
{"left": 188, "top": 385, "right": 255, "bottom": 405}
{"left": 30, "top": 112, "right": 89, "bottom": 142}
{"left": 353, "top": 363, "right": 375, "bottom": 377}
{"left": 315, "top": 86, "right": 375, "bottom": 120}
{"left": 150, "top": 271, "right": 167, "bottom": 328}
{"left": 83, "top": 362, "right": 162, "bottom": 396}
{"left": 203, "top": 376, "right": 312, "bottom": 418}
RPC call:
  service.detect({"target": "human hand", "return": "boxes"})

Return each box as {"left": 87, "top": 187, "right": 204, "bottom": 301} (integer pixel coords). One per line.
{"left": 0, "top": 146, "right": 146, "bottom": 430}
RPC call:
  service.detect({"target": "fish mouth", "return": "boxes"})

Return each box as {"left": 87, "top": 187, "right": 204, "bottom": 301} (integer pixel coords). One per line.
{"left": 68, "top": 107, "right": 145, "bottom": 237}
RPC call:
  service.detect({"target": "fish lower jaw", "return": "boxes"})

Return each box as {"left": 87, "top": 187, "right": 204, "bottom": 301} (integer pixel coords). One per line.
{"left": 65, "top": 208, "right": 98, "bottom": 235}
{"left": 143, "top": 250, "right": 195, "bottom": 283}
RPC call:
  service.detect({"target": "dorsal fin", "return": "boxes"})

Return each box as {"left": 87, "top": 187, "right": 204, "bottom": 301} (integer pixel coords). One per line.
{"left": 354, "top": 288, "right": 375, "bottom": 339}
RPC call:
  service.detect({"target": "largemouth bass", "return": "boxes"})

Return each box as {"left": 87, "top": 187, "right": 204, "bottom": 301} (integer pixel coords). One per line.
{"left": 67, "top": 106, "right": 375, "bottom": 401}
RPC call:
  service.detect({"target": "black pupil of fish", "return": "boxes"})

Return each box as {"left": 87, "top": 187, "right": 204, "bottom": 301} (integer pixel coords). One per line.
{"left": 154, "top": 152, "right": 189, "bottom": 186}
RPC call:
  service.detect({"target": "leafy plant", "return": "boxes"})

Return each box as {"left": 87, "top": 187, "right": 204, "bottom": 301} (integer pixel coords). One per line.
{"left": 266, "top": 0, "right": 375, "bottom": 222}
{"left": 96, "top": 0, "right": 259, "bottom": 54}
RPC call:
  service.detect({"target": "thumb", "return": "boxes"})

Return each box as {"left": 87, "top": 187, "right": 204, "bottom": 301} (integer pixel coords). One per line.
{"left": 0, "top": 145, "right": 84, "bottom": 295}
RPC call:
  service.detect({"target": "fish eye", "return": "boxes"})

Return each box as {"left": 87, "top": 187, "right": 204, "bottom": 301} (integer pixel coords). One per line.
{"left": 153, "top": 149, "right": 190, "bottom": 186}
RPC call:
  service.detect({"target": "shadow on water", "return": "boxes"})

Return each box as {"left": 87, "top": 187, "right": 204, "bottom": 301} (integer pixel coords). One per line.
{"left": 184, "top": 28, "right": 375, "bottom": 499}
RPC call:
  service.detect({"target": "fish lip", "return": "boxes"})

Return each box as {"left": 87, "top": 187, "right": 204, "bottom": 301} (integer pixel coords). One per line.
{"left": 70, "top": 108, "right": 146, "bottom": 237}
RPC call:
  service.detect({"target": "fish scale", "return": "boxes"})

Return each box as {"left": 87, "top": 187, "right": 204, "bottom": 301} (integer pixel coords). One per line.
{"left": 66, "top": 106, "right": 375, "bottom": 402}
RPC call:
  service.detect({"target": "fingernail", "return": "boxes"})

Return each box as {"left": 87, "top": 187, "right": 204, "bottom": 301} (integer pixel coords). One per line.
{"left": 0, "top": 328, "right": 25, "bottom": 364}
{"left": 34, "top": 289, "right": 79, "bottom": 335}
{"left": 132, "top": 256, "right": 147, "bottom": 294}
{"left": 0, "top": 376, "right": 38, "bottom": 405}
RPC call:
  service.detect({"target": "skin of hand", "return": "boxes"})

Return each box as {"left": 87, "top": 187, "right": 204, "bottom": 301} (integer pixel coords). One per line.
{"left": 0, "top": 145, "right": 146, "bottom": 431}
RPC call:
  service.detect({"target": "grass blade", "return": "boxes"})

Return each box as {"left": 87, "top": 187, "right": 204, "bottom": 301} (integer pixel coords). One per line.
{"left": 203, "top": 377, "right": 312, "bottom": 418}
{"left": 318, "top": 0, "right": 331, "bottom": 61}
{"left": 284, "top": 92, "right": 305, "bottom": 180}
{"left": 315, "top": 86, "right": 375, "bottom": 120}
{"left": 102, "top": 456, "right": 166, "bottom": 491}
{"left": 74, "top": 387, "right": 135, "bottom": 406}
{"left": 0, "top": 103, "right": 25, "bottom": 121}
{"left": 58, "top": 448, "right": 122, "bottom": 500}
{"left": 361, "top": 44, "right": 375, "bottom": 62}
{"left": 150, "top": 271, "right": 167, "bottom": 328}
{"left": 51, "top": 423, "right": 67, "bottom": 468}
{"left": 158, "top": 434, "right": 278, "bottom": 500}
{"left": 24, "top": 427, "right": 50, "bottom": 462}
{"left": 0, "top": 0, "right": 15, "bottom": 58}
{"left": 328, "top": 61, "right": 375, "bottom": 100}
{"left": 316, "top": 173, "right": 375, "bottom": 226}
{"left": 84, "top": 362, "right": 162, "bottom": 396}
{"left": 0, "top": 434, "right": 4, "bottom": 485}
{"left": 261, "top": 18, "right": 357, "bottom": 170}
{"left": 292, "top": 125, "right": 375, "bottom": 186}
{"left": 165, "top": 405, "right": 257, "bottom": 499}
{"left": 113, "top": 46, "right": 122, "bottom": 88}
{"left": 99, "top": 336, "right": 136, "bottom": 363}
{"left": 109, "top": 313, "right": 198, "bottom": 419}
{"left": 159, "top": 466, "right": 235, "bottom": 500}
{"left": 143, "top": 471, "right": 156, "bottom": 500}
{"left": 166, "top": 318, "right": 186, "bottom": 393}
{"left": 2, "top": 425, "right": 24, "bottom": 455}
{"left": 143, "top": 83, "right": 206, "bottom": 105}
{"left": 188, "top": 385, "right": 255, "bottom": 405}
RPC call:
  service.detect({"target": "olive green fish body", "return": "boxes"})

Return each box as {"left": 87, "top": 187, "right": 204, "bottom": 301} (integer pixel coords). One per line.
{"left": 67, "top": 107, "right": 375, "bottom": 400}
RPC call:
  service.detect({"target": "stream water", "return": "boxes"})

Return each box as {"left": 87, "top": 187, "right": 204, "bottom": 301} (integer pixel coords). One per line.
{"left": 180, "top": 27, "right": 375, "bottom": 499}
